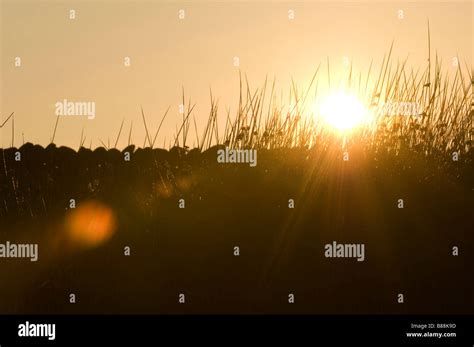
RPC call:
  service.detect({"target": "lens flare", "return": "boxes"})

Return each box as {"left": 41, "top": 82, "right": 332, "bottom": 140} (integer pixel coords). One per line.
{"left": 65, "top": 201, "right": 116, "bottom": 248}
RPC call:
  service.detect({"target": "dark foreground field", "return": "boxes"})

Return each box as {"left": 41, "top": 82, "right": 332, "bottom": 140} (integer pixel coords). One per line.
{"left": 0, "top": 143, "right": 472, "bottom": 314}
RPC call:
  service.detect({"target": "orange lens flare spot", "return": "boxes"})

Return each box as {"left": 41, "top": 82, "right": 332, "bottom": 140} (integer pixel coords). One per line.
{"left": 65, "top": 201, "right": 116, "bottom": 248}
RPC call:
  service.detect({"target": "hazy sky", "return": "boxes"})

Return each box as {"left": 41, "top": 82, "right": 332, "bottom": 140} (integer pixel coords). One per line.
{"left": 1, "top": 0, "right": 472, "bottom": 148}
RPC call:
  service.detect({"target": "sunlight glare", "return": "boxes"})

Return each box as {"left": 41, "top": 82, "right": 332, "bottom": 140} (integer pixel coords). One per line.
{"left": 317, "top": 92, "right": 369, "bottom": 131}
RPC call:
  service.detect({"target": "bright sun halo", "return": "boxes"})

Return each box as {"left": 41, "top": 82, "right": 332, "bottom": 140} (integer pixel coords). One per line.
{"left": 318, "top": 92, "right": 368, "bottom": 131}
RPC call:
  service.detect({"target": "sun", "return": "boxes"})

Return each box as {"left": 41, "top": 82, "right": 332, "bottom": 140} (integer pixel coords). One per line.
{"left": 317, "top": 91, "right": 369, "bottom": 131}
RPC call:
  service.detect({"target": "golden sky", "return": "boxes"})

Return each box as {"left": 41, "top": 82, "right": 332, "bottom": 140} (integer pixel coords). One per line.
{"left": 1, "top": 0, "right": 473, "bottom": 148}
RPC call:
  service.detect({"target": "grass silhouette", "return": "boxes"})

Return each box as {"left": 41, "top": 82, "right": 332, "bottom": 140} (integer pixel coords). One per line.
{"left": 0, "top": 40, "right": 472, "bottom": 314}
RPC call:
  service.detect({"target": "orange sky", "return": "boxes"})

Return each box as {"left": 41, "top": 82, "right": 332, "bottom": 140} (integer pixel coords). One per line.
{"left": 1, "top": 0, "right": 472, "bottom": 148}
